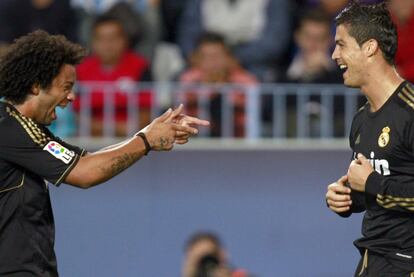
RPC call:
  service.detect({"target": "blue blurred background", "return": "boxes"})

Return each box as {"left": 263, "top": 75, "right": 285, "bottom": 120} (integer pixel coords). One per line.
{"left": 51, "top": 149, "right": 363, "bottom": 277}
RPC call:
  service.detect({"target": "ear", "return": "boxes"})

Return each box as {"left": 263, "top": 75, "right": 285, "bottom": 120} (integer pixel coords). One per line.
{"left": 31, "top": 83, "right": 41, "bottom": 96}
{"left": 364, "top": 39, "right": 379, "bottom": 57}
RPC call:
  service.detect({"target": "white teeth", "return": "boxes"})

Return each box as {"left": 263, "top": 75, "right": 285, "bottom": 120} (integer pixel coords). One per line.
{"left": 339, "top": 64, "right": 348, "bottom": 70}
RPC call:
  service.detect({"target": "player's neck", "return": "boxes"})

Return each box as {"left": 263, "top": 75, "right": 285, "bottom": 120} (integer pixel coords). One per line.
{"left": 12, "top": 99, "right": 37, "bottom": 120}
{"left": 361, "top": 66, "right": 404, "bottom": 112}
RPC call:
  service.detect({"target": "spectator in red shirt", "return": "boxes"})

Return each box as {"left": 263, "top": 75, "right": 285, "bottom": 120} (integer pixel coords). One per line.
{"left": 179, "top": 33, "right": 257, "bottom": 137}
{"left": 75, "top": 14, "right": 152, "bottom": 137}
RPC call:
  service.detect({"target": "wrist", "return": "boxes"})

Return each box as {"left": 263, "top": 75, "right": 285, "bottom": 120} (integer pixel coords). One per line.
{"left": 136, "top": 132, "right": 151, "bottom": 155}
{"left": 365, "top": 171, "right": 383, "bottom": 196}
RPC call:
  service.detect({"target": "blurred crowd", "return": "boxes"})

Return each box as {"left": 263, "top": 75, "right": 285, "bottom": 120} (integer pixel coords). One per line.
{"left": 1, "top": 0, "right": 413, "bottom": 138}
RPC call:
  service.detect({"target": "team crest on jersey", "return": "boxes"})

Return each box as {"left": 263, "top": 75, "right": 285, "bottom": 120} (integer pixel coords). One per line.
{"left": 43, "top": 141, "right": 75, "bottom": 164}
{"left": 378, "top": 126, "right": 390, "bottom": 148}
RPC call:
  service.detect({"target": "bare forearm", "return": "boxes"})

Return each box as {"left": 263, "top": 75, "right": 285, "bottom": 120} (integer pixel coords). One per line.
{"left": 65, "top": 137, "right": 147, "bottom": 188}
{"left": 96, "top": 138, "right": 132, "bottom": 152}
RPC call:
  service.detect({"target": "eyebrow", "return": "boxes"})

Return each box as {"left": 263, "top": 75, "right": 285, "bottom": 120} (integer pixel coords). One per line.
{"left": 63, "top": 81, "right": 75, "bottom": 87}
{"left": 335, "top": 39, "right": 345, "bottom": 45}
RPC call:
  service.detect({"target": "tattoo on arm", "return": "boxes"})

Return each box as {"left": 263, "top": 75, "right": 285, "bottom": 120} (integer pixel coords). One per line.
{"left": 101, "top": 152, "right": 141, "bottom": 177}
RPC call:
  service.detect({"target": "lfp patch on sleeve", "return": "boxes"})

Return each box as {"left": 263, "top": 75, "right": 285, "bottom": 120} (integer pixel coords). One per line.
{"left": 43, "top": 141, "right": 75, "bottom": 164}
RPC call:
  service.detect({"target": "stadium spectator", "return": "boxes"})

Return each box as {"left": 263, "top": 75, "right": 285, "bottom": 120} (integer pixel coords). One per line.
{"left": 389, "top": 0, "right": 414, "bottom": 83}
{"left": 276, "top": 9, "right": 344, "bottom": 138}
{"left": 283, "top": 9, "right": 342, "bottom": 83}
{"left": 177, "top": 0, "right": 291, "bottom": 82}
{"left": 182, "top": 232, "right": 249, "bottom": 277}
{"left": 0, "top": 0, "right": 78, "bottom": 45}
{"left": 71, "top": 1, "right": 161, "bottom": 59}
{"left": 74, "top": 14, "right": 152, "bottom": 137}
{"left": 179, "top": 33, "right": 257, "bottom": 137}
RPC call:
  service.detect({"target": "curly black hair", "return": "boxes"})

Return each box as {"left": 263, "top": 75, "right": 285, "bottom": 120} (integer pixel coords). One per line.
{"left": 0, "top": 30, "right": 87, "bottom": 104}
{"left": 335, "top": 0, "right": 397, "bottom": 65}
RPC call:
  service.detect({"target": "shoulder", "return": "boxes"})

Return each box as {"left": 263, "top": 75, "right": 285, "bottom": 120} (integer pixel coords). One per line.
{"left": 230, "top": 69, "right": 258, "bottom": 84}
{"left": 179, "top": 68, "right": 203, "bottom": 83}
{"left": 394, "top": 81, "right": 414, "bottom": 116}
{"left": 0, "top": 107, "right": 50, "bottom": 148}
{"left": 123, "top": 51, "right": 149, "bottom": 68}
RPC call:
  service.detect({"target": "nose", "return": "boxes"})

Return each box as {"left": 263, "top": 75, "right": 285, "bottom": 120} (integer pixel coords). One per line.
{"left": 67, "top": 90, "right": 76, "bottom": 102}
{"left": 331, "top": 45, "right": 339, "bottom": 61}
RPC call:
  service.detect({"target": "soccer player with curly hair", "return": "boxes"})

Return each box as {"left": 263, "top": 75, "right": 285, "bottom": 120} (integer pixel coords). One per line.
{"left": 0, "top": 30, "right": 208, "bottom": 276}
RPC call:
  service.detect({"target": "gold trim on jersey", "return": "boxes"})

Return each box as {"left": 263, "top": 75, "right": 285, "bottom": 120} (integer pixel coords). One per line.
{"left": 398, "top": 83, "right": 414, "bottom": 109}
{"left": 405, "top": 82, "right": 414, "bottom": 95}
{"left": 6, "top": 106, "right": 50, "bottom": 147}
{"left": 398, "top": 93, "right": 414, "bottom": 109}
{"left": 0, "top": 174, "right": 24, "bottom": 194}
{"left": 376, "top": 194, "right": 414, "bottom": 211}
{"left": 403, "top": 86, "right": 414, "bottom": 100}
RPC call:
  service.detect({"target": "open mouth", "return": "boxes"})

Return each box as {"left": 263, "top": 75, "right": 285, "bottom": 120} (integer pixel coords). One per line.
{"left": 339, "top": 64, "right": 348, "bottom": 74}
{"left": 51, "top": 109, "right": 57, "bottom": 120}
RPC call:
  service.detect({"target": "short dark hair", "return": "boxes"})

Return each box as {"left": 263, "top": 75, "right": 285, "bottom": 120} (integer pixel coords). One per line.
{"left": 299, "top": 9, "right": 331, "bottom": 29}
{"left": 0, "top": 30, "right": 86, "bottom": 104}
{"left": 335, "top": 0, "right": 397, "bottom": 65}
{"left": 92, "top": 14, "right": 125, "bottom": 34}
{"left": 185, "top": 232, "right": 222, "bottom": 252}
{"left": 196, "top": 32, "right": 228, "bottom": 49}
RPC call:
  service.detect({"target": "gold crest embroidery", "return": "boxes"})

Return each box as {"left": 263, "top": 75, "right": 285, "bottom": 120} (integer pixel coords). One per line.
{"left": 378, "top": 126, "right": 390, "bottom": 148}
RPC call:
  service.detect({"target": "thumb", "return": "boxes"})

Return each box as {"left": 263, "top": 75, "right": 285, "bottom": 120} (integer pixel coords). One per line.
{"left": 357, "top": 153, "right": 369, "bottom": 164}
{"left": 337, "top": 174, "right": 348, "bottom": 185}
{"left": 154, "top": 108, "right": 172, "bottom": 123}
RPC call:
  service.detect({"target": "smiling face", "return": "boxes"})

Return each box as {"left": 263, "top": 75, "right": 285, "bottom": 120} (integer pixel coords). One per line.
{"left": 332, "top": 24, "right": 367, "bottom": 88}
{"left": 34, "top": 64, "right": 76, "bottom": 125}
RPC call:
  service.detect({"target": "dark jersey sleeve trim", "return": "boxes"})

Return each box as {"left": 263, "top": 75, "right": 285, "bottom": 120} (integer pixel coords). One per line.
{"left": 54, "top": 153, "right": 81, "bottom": 186}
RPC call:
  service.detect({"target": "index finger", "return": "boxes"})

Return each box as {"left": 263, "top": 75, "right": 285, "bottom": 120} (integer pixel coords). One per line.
{"left": 180, "top": 115, "right": 210, "bottom": 126}
{"left": 329, "top": 183, "right": 351, "bottom": 195}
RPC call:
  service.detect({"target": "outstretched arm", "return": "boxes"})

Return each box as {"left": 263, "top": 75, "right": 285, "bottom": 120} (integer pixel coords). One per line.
{"left": 65, "top": 105, "right": 209, "bottom": 188}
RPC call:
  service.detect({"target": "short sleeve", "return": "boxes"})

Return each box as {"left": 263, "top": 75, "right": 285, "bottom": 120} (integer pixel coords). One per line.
{"left": 0, "top": 117, "right": 85, "bottom": 186}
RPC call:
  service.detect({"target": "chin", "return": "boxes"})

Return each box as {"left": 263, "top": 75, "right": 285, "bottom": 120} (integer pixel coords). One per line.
{"left": 343, "top": 79, "right": 360, "bottom": 89}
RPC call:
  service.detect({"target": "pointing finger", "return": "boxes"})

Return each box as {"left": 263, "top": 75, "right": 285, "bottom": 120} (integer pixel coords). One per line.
{"left": 181, "top": 115, "right": 210, "bottom": 127}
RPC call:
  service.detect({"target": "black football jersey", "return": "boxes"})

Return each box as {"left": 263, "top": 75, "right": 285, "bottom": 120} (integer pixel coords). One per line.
{"left": 344, "top": 81, "right": 414, "bottom": 270}
{"left": 0, "top": 102, "right": 85, "bottom": 276}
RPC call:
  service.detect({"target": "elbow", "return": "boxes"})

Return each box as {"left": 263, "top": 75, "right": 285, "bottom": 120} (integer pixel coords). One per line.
{"left": 76, "top": 178, "right": 101, "bottom": 189}
{"left": 66, "top": 174, "right": 101, "bottom": 189}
